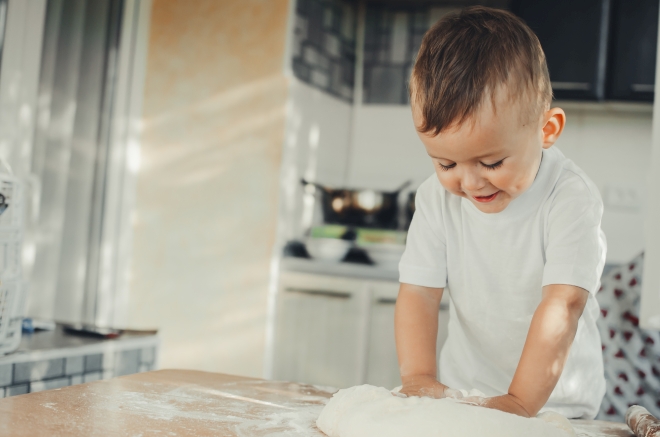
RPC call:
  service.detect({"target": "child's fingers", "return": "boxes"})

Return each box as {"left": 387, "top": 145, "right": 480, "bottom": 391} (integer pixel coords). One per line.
{"left": 455, "top": 395, "right": 486, "bottom": 406}
{"left": 399, "top": 384, "right": 444, "bottom": 398}
{"left": 442, "top": 387, "right": 464, "bottom": 399}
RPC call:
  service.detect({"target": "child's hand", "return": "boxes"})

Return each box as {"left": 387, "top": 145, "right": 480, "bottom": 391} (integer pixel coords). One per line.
{"left": 479, "top": 394, "right": 531, "bottom": 418}
{"left": 399, "top": 374, "right": 462, "bottom": 399}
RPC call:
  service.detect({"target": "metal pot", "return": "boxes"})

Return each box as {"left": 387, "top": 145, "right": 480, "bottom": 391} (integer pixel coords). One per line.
{"left": 301, "top": 179, "right": 411, "bottom": 229}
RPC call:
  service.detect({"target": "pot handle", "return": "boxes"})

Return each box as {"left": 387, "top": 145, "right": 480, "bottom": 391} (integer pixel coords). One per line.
{"left": 300, "top": 178, "right": 328, "bottom": 192}
{"left": 392, "top": 180, "right": 412, "bottom": 194}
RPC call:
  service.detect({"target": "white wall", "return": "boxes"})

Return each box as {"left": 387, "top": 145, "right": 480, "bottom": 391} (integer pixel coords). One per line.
{"left": 347, "top": 106, "right": 432, "bottom": 190}
{"left": 266, "top": 79, "right": 354, "bottom": 377}
{"left": 347, "top": 104, "right": 653, "bottom": 264}
{"left": 278, "top": 79, "right": 354, "bottom": 241}
{"left": 558, "top": 104, "right": 652, "bottom": 264}
{"left": 640, "top": 21, "right": 660, "bottom": 328}
{"left": 129, "top": 0, "right": 290, "bottom": 378}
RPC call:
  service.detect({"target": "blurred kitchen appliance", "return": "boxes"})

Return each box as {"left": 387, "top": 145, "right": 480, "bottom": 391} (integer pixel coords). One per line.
{"left": 405, "top": 191, "right": 416, "bottom": 229}
{"left": 0, "top": 165, "right": 24, "bottom": 355}
{"left": 301, "top": 179, "right": 411, "bottom": 229}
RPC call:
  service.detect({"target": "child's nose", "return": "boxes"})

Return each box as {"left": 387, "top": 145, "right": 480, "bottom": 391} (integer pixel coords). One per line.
{"left": 461, "top": 169, "right": 486, "bottom": 192}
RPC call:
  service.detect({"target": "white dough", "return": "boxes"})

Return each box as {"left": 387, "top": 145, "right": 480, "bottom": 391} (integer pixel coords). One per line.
{"left": 537, "top": 412, "right": 577, "bottom": 436}
{"left": 392, "top": 385, "right": 485, "bottom": 399}
{"left": 317, "top": 385, "right": 576, "bottom": 437}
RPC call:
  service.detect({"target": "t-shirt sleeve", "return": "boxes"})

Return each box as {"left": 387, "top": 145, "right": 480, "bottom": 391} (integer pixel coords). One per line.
{"left": 399, "top": 181, "right": 448, "bottom": 288}
{"left": 542, "top": 175, "right": 607, "bottom": 295}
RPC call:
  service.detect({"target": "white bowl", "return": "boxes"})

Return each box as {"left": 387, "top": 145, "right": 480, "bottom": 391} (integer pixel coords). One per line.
{"left": 361, "top": 243, "right": 405, "bottom": 268}
{"left": 305, "top": 238, "right": 352, "bottom": 262}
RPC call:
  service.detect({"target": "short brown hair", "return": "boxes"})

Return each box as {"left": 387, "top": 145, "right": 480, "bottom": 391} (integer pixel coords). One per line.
{"left": 411, "top": 6, "right": 552, "bottom": 135}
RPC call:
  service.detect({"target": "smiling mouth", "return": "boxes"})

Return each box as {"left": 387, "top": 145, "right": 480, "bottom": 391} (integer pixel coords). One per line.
{"left": 473, "top": 191, "right": 500, "bottom": 203}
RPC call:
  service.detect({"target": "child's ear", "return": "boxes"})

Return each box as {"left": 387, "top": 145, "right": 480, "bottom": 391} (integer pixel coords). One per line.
{"left": 541, "top": 108, "right": 566, "bottom": 149}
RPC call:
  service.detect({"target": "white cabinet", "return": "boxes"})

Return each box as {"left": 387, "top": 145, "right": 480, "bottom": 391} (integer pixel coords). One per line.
{"left": 272, "top": 272, "right": 370, "bottom": 388}
{"left": 271, "top": 271, "right": 450, "bottom": 389}
{"left": 364, "top": 280, "right": 400, "bottom": 388}
{"left": 365, "top": 280, "right": 449, "bottom": 389}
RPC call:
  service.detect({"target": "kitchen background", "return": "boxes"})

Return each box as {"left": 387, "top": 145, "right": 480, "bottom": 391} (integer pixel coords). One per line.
{"left": 269, "top": 1, "right": 660, "bottom": 412}
{"left": 0, "top": 0, "right": 657, "bottom": 422}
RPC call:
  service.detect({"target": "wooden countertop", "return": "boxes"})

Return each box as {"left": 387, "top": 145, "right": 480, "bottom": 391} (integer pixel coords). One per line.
{"left": 0, "top": 369, "right": 633, "bottom": 436}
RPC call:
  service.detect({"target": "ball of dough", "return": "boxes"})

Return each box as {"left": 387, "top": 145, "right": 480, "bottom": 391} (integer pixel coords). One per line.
{"left": 537, "top": 411, "right": 577, "bottom": 437}
{"left": 317, "top": 385, "right": 575, "bottom": 437}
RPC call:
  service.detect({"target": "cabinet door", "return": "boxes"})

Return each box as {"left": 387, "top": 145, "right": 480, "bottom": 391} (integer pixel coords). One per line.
{"left": 272, "top": 272, "right": 369, "bottom": 389}
{"left": 366, "top": 281, "right": 450, "bottom": 389}
{"left": 512, "top": 0, "right": 610, "bottom": 100}
{"left": 607, "top": 0, "right": 658, "bottom": 101}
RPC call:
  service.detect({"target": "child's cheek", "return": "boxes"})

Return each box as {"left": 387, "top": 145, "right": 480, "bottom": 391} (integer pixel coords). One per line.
{"left": 497, "top": 167, "right": 532, "bottom": 197}
{"left": 491, "top": 171, "right": 512, "bottom": 191}
{"left": 435, "top": 170, "right": 464, "bottom": 197}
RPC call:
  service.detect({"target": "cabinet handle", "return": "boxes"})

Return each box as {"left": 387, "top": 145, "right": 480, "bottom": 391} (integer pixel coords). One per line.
{"left": 376, "top": 297, "right": 450, "bottom": 310}
{"left": 631, "top": 84, "right": 654, "bottom": 93}
{"left": 284, "top": 287, "right": 351, "bottom": 299}
{"left": 377, "top": 297, "right": 397, "bottom": 305}
{"left": 551, "top": 82, "right": 591, "bottom": 91}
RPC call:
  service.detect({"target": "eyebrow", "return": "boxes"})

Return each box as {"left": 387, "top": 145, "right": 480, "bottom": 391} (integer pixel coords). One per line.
{"left": 427, "top": 152, "right": 505, "bottom": 161}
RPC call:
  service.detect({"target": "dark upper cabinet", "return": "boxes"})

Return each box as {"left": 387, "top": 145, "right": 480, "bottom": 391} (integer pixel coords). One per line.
{"left": 512, "top": 0, "right": 611, "bottom": 100}
{"left": 607, "top": 0, "right": 658, "bottom": 101}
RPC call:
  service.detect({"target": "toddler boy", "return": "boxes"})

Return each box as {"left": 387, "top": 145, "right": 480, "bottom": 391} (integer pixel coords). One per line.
{"left": 396, "top": 6, "right": 606, "bottom": 419}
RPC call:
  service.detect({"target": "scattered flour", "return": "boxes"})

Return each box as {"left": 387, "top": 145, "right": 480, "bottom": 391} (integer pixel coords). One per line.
{"left": 316, "top": 385, "right": 576, "bottom": 437}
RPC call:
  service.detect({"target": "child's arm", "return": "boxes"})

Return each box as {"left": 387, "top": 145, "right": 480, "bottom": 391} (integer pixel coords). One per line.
{"left": 395, "top": 282, "right": 455, "bottom": 398}
{"left": 481, "top": 284, "right": 589, "bottom": 417}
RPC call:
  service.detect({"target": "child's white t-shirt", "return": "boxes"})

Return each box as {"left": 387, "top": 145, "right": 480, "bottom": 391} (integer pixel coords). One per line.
{"left": 399, "top": 146, "right": 606, "bottom": 419}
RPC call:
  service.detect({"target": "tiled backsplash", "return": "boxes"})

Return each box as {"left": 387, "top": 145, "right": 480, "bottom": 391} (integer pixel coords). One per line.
{"left": 292, "top": 0, "right": 357, "bottom": 101}
{"left": 0, "top": 325, "right": 159, "bottom": 398}
{"left": 0, "top": 346, "right": 157, "bottom": 397}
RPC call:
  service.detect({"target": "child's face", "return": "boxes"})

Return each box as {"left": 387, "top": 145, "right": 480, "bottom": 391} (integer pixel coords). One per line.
{"left": 412, "top": 90, "right": 564, "bottom": 214}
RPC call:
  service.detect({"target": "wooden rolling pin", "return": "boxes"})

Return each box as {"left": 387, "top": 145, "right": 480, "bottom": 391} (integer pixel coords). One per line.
{"left": 626, "top": 406, "right": 660, "bottom": 437}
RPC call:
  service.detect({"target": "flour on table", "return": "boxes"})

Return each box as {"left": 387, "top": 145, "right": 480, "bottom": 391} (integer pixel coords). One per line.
{"left": 316, "top": 385, "right": 576, "bottom": 437}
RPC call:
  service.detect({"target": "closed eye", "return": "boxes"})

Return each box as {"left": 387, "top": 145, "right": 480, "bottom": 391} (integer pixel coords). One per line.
{"left": 481, "top": 159, "right": 505, "bottom": 170}
{"left": 438, "top": 162, "right": 456, "bottom": 171}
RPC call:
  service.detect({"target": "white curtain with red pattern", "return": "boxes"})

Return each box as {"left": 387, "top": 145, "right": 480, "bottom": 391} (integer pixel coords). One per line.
{"left": 596, "top": 253, "right": 660, "bottom": 422}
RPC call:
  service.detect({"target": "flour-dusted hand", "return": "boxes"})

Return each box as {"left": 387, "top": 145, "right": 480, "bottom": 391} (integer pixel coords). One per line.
{"left": 455, "top": 395, "right": 486, "bottom": 407}
{"left": 399, "top": 374, "right": 461, "bottom": 399}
